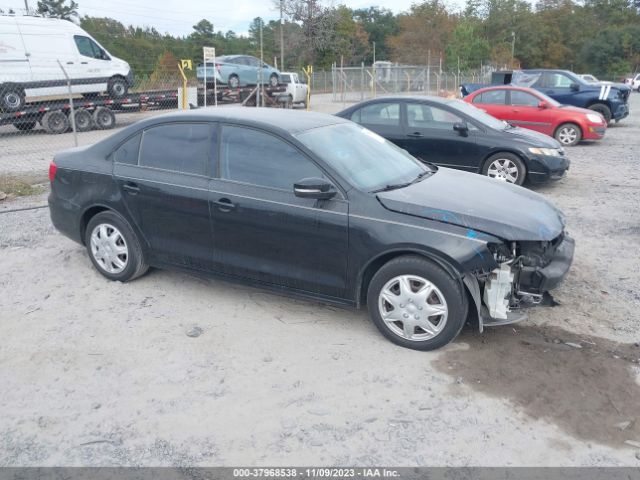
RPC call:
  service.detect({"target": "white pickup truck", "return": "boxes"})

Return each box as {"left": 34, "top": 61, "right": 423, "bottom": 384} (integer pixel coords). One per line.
{"left": 279, "top": 72, "right": 309, "bottom": 106}
{"left": 625, "top": 73, "right": 640, "bottom": 91}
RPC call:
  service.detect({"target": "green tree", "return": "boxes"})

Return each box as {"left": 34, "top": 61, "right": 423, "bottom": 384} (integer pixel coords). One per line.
{"left": 353, "top": 6, "right": 399, "bottom": 63}
{"left": 445, "top": 20, "right": 490, "bottom": 70}
{"left": 36, "top": 0, "right": 78, "bottom": 19}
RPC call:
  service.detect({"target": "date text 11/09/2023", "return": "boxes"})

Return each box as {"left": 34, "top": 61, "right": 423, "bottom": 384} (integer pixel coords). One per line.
{"left": 233, "top": 468, "right": 400, "bottom": 478}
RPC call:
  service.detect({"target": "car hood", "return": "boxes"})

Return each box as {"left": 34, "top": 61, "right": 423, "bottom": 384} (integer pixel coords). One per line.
{"left": 500, "top": 125, "right": 561, "bottom": 148}
{"left": 376, "top": 168, "right": 564, "bottom": 241}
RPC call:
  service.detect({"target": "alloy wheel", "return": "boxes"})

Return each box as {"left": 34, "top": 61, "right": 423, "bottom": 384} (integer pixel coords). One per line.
{"left": 557, "top": 126, "right": 578, "bottom": 145}
{"left": 487, "top": 158, "right": 519, "bottom": 183}
{"left": 378, "top": 275, "right": 448, "bottom": 341}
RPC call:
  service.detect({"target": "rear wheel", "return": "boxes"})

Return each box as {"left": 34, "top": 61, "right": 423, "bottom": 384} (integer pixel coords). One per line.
{"left": 554, "top": 123, "right": 582, "bottom": 146}
{"left": 482, "top": 152, "right": 526, "bottom": 185}
{"left": 92, "top": 107, "right": 116, "bottom": 130}
{"left": 1, "top": 85, "right": 25, "bottom": 112}
{"left": 269, "top": 73, "right": 279, "bottom": 87}
{"left": 367, "top": 255, "right": 467, "bottom": 351}
{"left": 41, "top": 111, "right": 69, "bottom": 134}
{"left": 85, "top": 211, "right": 148, "bottom": 282}
{"left": 589, "top": 103, "right": 612, "bottom": 124}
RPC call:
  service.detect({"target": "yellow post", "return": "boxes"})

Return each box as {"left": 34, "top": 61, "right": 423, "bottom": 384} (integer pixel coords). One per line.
{"left": 303, "top": 65, "right": 313, "bottom": 111}
{"left": 178, "top": 60, "right": 192, "bottom": 110}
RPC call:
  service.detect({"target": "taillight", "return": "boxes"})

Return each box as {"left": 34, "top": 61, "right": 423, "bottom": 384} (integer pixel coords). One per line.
{"left": 49, "top": 161, "right": 57, "bottom": 182}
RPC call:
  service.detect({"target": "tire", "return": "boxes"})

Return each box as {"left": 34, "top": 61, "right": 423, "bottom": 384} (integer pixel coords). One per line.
{"left": 107, "top": 76, "right": 128, "bottom": 98}
{"left": 228, "top": 74, "right": 240, "bottom": 89}
{"left": 1, "top": 84, "right": 25, "bottom": 112}
{"left": 41, "top": 110, "right": 69, "bottom": 135}
{"left": 92, "top": 107, "right": 116, "bottom": 130}
{"left": 554, "top": 123, "right": 582, "bottom": 146}
{"left": 72, "top": 108, "right": 93, "bottom": 132}
{"left": 283, "top": 95, "right": 293, "bottom": 109}
{"left": 13, "top": 121, "right": 36, "bottom": 131}
{"left": 85, "top": 210, "right": 148, "bottom": 282}
{"left": 482, "top": 152, "right": 526, "bottom": 185}
{"left": 589, "top": 103, "right": 612, "bottom": 124}
{"left": 269, "top": 73, "right": 279, "bottom": 87}
{"left": 367, "top": 255, "right": 468, "bottom": 351}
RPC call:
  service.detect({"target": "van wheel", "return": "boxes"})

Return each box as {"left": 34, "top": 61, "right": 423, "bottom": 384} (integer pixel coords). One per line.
{"left": 41, "top": 111, "right": 70, "bottom": 134}
{"left": 107, "top": 76, "right": 128, "bottom": 98}
{"left": 367, "top": 255, "right": 467, "bottom": 351}
{"left": 1, "top": 85, "right": 25, "bottom": 112}
{"left": 589, "top": 103, "right": 612, "bottom": 124}
{"left": 92, "top": 107, "right": 116, "bottom": 130}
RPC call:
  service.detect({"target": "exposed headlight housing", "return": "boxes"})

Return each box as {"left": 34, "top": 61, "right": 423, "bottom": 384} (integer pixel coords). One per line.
{"left": 586, "top": 113, "right": 604, "bottom": 123}
{"left": 528, "top": 147, "right": 562, "bottom": 157}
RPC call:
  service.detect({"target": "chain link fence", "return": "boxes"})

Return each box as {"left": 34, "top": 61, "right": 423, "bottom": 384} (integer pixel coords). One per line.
{"left": 329, "top": 64, "right": 492, "bottom": 103}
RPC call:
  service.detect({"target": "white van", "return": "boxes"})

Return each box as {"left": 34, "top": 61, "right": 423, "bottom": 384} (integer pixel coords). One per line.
{"left": 0, "top": 15, "right": 133, "bottom": 111}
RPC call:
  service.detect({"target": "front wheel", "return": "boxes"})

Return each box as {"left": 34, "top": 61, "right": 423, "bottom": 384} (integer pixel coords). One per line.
{"left": 482, "top": 152, "right": 526, "bottom": 185}
{"left": 228, "top": 74, "right": 240, "bottom": 89}
{"left": 554, "top": 123, "right": 582, "bottom": 146}
{"left": 269, "top": 73, "right": 279, "bottom": 87}
{"left": 107, "top": 76, "right": 128, "bottom": 98}
{"left": 589, "top": 103, "right": 612, "bottom": 124}
{"left": 85, "top": 211, "right": 148, "bottom": 282}
{"left": 367, "top": 256, "right": 468, "bottom": 351}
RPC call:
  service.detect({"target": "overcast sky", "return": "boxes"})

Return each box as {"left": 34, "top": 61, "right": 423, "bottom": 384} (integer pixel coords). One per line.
{"left": 2, "top": 0, "right": 422, "bottom": 36}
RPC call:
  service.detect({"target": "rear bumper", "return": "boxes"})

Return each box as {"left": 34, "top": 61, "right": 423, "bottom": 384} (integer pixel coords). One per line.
{"left": 48, "top": 194, "right": 83, "bottom": 245}
{"left": 518, "top": 235, "right": 575, "bottom": 293}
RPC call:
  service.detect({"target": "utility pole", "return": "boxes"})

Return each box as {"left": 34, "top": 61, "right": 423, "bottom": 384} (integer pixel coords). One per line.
{"left": 511, "top": 31, "right": 516, "bottom": 68}
{"left": 280, "top": 0, "right": 284, "bottom": 70}
{"left": 260, "top": 19, "right": 264, "bottom": 107}
{"left": 24, "top": 0, "right": 30, "bottom": 14}
{"left": 373, "top": 41, "right": 376, "bottom": 65}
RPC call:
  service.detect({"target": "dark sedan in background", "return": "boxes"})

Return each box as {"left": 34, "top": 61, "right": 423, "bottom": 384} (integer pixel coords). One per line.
{"left": 337, "top": 96, "right": 570, "bottom": 185}
{"left": 48, "top": 108, "right": 574, "bottom": 351}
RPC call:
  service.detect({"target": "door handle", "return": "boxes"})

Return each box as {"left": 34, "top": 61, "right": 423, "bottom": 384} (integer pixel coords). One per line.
{"left": 122, "top": 182, "right": 140, "bottom": 194}
{"left": 81, "top": 61, "right": 88, "bottom": 64}
{"left": 407, "top": 132, "right": 424, "bottom": 138}
{"left": 66, "top": 61, "right": 74, "bottom": 65}
{"left": 212, "top": 198, "right": 236, "bottom": 211}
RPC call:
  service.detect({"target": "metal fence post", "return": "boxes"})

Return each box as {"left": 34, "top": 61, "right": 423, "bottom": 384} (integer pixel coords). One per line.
{"left": 57, "top": 60, "right": 77, "bottom": 147}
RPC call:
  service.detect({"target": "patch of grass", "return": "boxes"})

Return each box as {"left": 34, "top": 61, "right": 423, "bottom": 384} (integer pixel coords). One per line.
{"left": 0, "top": 176, "right": 46, "bottom": 198}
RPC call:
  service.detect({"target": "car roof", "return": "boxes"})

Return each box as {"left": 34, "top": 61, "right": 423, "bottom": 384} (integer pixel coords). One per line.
{"left": 471, "top": 85, "right": 541, "bottom": 94}
{"left": 122, "top": 107, "right": 348, "bottom": 135}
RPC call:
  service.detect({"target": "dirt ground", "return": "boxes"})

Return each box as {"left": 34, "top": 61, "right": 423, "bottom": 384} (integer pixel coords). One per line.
{"left": 0, "top": 94, "right": 639, "bottom": 467}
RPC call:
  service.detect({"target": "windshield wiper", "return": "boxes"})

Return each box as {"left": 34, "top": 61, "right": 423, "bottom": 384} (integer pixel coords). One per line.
{"left": 371, "top": 170, "right": 433, "bottom": 193}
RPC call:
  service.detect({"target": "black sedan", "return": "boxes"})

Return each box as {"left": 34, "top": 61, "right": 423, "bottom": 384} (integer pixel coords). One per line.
{"left": 336, "top": 96, "right": 570, "bottom": 185}
{"left": 48, "top": 108, "right": 574, "bottom": 351}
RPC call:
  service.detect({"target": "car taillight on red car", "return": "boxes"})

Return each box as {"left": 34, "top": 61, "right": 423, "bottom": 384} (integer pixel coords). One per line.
{"left": 49, "top": 161, "right": 57, "bottom": 182}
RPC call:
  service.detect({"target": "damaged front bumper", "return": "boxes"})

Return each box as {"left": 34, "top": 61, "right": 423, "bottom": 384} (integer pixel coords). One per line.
{"left": 465, "top": 234, "right": 575, "bottom": 332}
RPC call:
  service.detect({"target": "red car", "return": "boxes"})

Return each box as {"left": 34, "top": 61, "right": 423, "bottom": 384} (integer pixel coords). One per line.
{"left": 464, "top": 86, "right": 607, "bottom": 146}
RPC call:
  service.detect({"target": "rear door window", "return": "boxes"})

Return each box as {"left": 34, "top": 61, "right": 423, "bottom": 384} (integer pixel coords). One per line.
{"left": 139, "top": 123, "right": 215, "bottom": 176}
{"left": 474, "top": 90, "right": 507, "bottom": 105}
{"left": 407, "top": 103, "right": 464, "bottom": 129}
{"left": 113, "top": 134, "right": 141, "bottom": 165}
{"left": 351, "top": 102, "right": 400, "bottom": 126}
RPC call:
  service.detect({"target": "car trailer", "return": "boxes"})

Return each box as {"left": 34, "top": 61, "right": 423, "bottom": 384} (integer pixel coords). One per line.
{"left": 0, "top": 90, "right": 178, "bottom": 134}
{"left": 198, "top": 84, "right": 291, "bottom": 108}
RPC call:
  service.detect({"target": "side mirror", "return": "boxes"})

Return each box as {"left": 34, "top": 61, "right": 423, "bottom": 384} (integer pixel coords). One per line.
{"left": 570, "top": 82, "right": 580, "bottom": 92}
{"left": 294, "top": 177, "right": 336, "bottom": 200}
{"left": 538, "top": 101, "right": 548, "bottom": 109}
{"left": 453, "top": 122, "right": 469, "bottom": 137}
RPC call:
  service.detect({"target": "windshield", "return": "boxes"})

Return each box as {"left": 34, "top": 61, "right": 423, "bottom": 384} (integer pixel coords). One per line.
{"left": 446, "top": 99, "right": 508, "bottom": 130}
{"left": 296, "top": 123, "right": 429, "bottom": 192}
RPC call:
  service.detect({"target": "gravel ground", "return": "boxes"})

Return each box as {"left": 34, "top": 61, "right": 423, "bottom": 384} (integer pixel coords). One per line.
{"left": 0, "top": 94, "right": 639, "bottom": 467}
